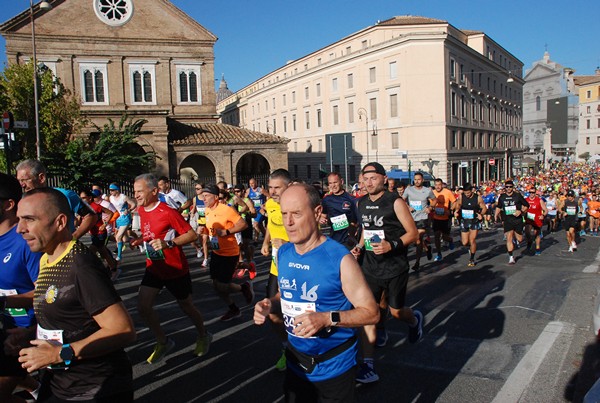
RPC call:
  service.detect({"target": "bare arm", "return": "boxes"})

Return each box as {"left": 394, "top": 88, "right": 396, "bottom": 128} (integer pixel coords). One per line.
{"left": 73, "top": 213, "right": 97, "bottom": 240}
{"left": 216, "top": 217, "right": 248, "bottom": 237}
{"left": 478, "top": 196, "right": 487, "bottom": 217}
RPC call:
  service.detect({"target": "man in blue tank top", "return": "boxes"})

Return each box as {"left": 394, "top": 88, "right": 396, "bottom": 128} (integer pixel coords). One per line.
{"left": 254, "top": 183, "right": 378, "bottom": 402}
{"left": 320, "top": 172, "right": 359, "bottom": 249}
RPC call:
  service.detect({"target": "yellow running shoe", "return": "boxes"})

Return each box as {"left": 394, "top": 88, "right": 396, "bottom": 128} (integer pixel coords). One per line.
{"left": 147, "top": 338, "right": 175, "bottom": 364}
{"left": 194, "top": 332, "right": 213, "bottom": 357}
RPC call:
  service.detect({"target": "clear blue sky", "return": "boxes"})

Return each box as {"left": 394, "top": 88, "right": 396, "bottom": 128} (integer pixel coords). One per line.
{"left": 1, "top": 0, "right": 599, "bottom": 92}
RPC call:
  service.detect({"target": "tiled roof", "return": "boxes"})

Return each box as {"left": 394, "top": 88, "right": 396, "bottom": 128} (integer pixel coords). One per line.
{"left": 377, "top": 16, "right": 447, "bottom": 26}
{"left": 168, "top": 121, "right": 289, "bottom": 146}
{"left": 461, "top": 29, "right": 484, "bottom": 35}
{"left": 574, "top": 75, "right": 600, "bottom": 86}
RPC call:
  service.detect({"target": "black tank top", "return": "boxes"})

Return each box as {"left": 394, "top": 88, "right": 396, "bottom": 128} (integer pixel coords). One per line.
{"left": 461, "top": 193, "right": 480, "bottom": 220}
{"left": 358, "top": 191, "right": 409, "bottom": 278}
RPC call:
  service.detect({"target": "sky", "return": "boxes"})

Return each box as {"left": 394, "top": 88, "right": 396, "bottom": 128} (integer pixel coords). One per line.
{"left": 1, "top": 0, "right": 599, "bottom": 92}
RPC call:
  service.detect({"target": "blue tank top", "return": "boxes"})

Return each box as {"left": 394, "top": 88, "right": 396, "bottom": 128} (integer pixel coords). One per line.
{"left": 248, "top": 187, "right": 265, "bottom": 209}
{"left": 277, "top": 238, "right": 357, "bottom": 382}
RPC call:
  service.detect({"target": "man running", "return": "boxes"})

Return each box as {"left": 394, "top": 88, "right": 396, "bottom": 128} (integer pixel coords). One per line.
{"left": 108, "top": 183, "right": 139, "bottom": 262}
{"left": 246, "top": 178, "right": 268, "bottom": 242}
{"left": 403, "top": 172, "right": 436, "bottom": 271}
{"left": 560, "top": 190, "right": 580, "bottom": 252}
{"left": 524, "top": 191, "right": 547, "bottom": 256}
{"left": 157, "top": 176, "right": 192, "bottom": 214}
{"left": 254, "top": 184, "right": 378, "bottom": 402}
{"left": 202, "top": 184, "right": 254, "bottom": 321}
{"left": 352, "top": 162, "right": 422, "bottom": 383}
{"left": 190, "top": 182, "right": 209, "bottom": 267}
{"left": 320, "top": 172, "right": 359, "bottom": 250}
{"left": 431, "top": 178, "right": 456, "bottom": 261}
{"left": 454, "top": 184, "right": 487, "bottom": 266}
{"left": 495, "top": 180, "right": 529, "bottom": 265}
{"left": 133, "top": 174, "right": 211, "bottom": 363}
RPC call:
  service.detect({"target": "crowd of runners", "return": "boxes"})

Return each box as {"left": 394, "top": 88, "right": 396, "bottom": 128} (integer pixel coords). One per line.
{"left": 1, "top": 157, "right": 599, "bottom": 402}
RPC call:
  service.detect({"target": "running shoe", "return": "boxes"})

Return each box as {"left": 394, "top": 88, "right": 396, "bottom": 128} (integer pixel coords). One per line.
{"left": 411, "top": 262, "right": 420, "bottom": 272}
{"left": 356, "top": 362, "right": 380, "bottom": 384}
{"left": 220, "top": 307, "right": 241, "bottom": 321}
{"left": 535, "top": 250, "right": 541, "bottom": 256}
{"left": 194, "top": 332, "right": 213, "bottom": 357}
{"left": 375, "top": 328, "right": 388, "bottom": 348}
{"left": 275, "top": 350, "right": 287, "bottom": 371}
{"left": 233, "top": 263, "right": 247, "bottom": 279}
{"left": 115, "top": 256, "right": 121, "bottom": 262}
{"left": 241, "top": 281, "right": 255, "bottom": 305}
{"left": 568, "top": 246, "right": 573, "bottom": 253}
{"left": 508, "top": 256, "right": 516, "bottom": 265}
{"left": 408, "top": 310, "right": 424, "bottom": 343}
{"left": 425, "top": 244, "right": 433, "bottom": 261}
{"left": 448, "top": 240, "right": 455, "bottom": 250}
{"left": 147, "top": 338, "right": 175, "bottom": 364}
{"left": 580, "top": 230, "right": 586, "bottom": 236}
{"left": 248, "top": 261, "right": 257, "bottom": 280}
{"left": 467, "top": 259, "right": 475, "bottom": 267}
{"left": 201, "top": 259, "right": 208, "bottom": 267}
{"left": 196, "top": 250, "right": 204, "bottom": 259}
{"left": 434, "top": 254, "right": 442, "bottom": 262}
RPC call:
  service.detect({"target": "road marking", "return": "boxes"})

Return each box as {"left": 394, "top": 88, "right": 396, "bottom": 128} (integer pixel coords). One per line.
{"left": 491, "top": 321, "right": 572, "bottom": 403}
{"left": 583, "top": 245, "right": 600, "bottom": 273}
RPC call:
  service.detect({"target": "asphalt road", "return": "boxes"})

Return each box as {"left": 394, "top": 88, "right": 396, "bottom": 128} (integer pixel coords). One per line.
{"left": 107, "top": 225, "right": 600, "bottom": 403}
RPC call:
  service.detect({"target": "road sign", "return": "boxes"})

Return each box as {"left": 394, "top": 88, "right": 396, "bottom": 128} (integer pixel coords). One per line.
{"left": 489, "top": 158, "right": 495, "bottom": 166}
{"left": 459, "top": 161, "right": 468, "bottom": 168}
{"left": 2, "top": 112, "right": 11, "bottom": 130}
{"left": 512, "top": 159, "right": 521, "bottom": 167}
{"left": 14, "top": 121, "right": 29, "bottom": 129}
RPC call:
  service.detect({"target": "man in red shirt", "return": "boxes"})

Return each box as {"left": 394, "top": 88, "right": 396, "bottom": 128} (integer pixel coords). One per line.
{"left": 134, "top": 174, "right": 211, "bottom": 364}
{"left": 524, "top": 191, "right": 547, "bottom": 256}
{"left": 203, "top": 184, "right": 255, "bottom": 321}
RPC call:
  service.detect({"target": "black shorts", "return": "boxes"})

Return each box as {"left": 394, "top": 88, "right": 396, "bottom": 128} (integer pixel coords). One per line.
{"left": 503, "top": 219, "right": 524, "bottom": 235}
{"left": 241, "top": 225, "right": 253, "bottom": 240}
{"left": 414, "top": 219, "right": 430, "bottom": 230}
{"left": 363, "top": 272, "right": 408, "bottom": 310}
{"left": 432, "top": 219, "right": 450, "bottom": 234}
{"left": 209, "top": 252, "right": 239, "bottom": 284}
{"left": 90, "top": 233, "right": 108, "bottom": 248}
{"left": 460, "top": 220, "right": 482, "bottom": 232}
{"left": 284, "top": 365, "right": 356, "bottom": 403}
{"left": 0, "top": 331, "right": 28, "bottom": 377}
{"left": 563, "top": 219, "right": 578, "bottom": 231}
{"left": 141, "top": 271, "right": 192, "bottom": 300}
{"left": 266, "top": 273, "right": 279, "bottom": 298}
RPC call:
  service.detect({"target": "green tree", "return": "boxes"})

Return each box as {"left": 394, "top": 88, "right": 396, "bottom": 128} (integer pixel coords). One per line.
{"left": 579, "top": 151, "right": 591, "bottom": 162}
{"left": 46, "top": 116, "right": 157, "bottom": 189}
{"left": 0, "top": 62, "right": 84, "bottom": 161}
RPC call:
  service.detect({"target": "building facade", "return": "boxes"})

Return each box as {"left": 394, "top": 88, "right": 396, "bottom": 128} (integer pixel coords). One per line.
{"left": 575, "top": 71, "right": 600, "bottom": 160}
{"left": 1, "top": 0, "right": 288, "bottom": 182}
{"left": 218, "top": 16, "right": 524, "bottom": 186}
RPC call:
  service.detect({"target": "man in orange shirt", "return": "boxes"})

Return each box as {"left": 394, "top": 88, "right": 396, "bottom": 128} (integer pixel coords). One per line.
{"left": 203, "top": 184, "right": 255, "bottom": 321}
{"left": 432, "top": 179, "right": 456, "bottom": 261}
{"left": 587, "top": 193, "right": 600, "bottom": 236}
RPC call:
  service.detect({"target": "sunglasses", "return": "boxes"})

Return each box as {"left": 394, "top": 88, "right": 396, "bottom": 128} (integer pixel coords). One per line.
{"left": 195, "top": 187, "right": 202, "bottom": 190}
{"left": 505, "top": 186, "right": 513, "bottom": 188}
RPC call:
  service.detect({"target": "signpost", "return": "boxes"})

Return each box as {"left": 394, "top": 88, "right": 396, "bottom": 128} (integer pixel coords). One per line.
{"left": 489, "top": 158, "right": 495, "bottom": 166}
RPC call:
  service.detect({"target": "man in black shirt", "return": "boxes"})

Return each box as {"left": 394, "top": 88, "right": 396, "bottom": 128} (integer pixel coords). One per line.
{"left": 16, "top": 188, "right": 136, "bottom": 402}
{"left": 495, "top": 180, "right": 529, "bottom": 265}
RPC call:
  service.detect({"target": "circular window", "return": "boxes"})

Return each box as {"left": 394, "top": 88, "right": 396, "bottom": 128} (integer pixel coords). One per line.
{"left": 93, "top": 0, "right": 134, "bottom": 27}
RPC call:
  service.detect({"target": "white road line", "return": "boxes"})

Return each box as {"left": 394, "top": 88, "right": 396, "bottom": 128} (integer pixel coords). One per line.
{"left": 491, "top": 321, "right": 572, "bottom": 403}
{"left": 583, "top": 245, "right": 600, "bottom": 273}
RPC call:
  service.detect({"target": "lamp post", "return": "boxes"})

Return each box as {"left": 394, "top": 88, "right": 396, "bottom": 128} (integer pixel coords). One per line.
{"left": 421, "top": 157, "right": 439, "bottom": 178}
{"left": 566, "top": 147, "right": 570, "bottom": 164}
{"left": 490, "top": 133, "right": 509, "bottom": 181}
{"left": 30, "top": 0, "right": 52, "bottom": 159}
{"left": 357, "top": 107, "right": 369, "bottom": 163}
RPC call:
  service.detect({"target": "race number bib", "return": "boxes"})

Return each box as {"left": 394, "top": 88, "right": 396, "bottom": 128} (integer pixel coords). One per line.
{"left": 566, "top": 206, "right": 576, "bottom": 216}
{"left": 281, "top": 300, "right": 316, "bottom": 337}
{"left": 504, "top": 205, "right": 517, "bottom": 215}
{"left": 197, "top": 206, "right": 205, "bottom": 217}
{"left": 37, "top": 324, "right": 64, "bottom": 344}
{"left": 462, "top": 209, "right": 474, "bottom": 219}
{"left": 527, "top": 212, "right": 535, "bottom": 221}
{"left": 435, "top": 207, "right": 446, "bottom": 216}
{"left": 0, "top": 289, "right": 26, "bottom": 318}
{"left": 410, "top": 201, "right": 423, "bottom": 211}
{"left": 364, "top": 229, "right": 385, "bottom": 251}
{"left": 330, "top": 214, "right": 349, "bottom": 231}
{"left": 272, "top": 246, "right": 278, "bottom": 267}
{"left": 253, "top": 199, "right": 262, "bottom": 208}
{"left": 209, "top": 236, "right": 220, "bottom": 250}
{"left": 144, "top": 241, "right": 165, "bottom": 261}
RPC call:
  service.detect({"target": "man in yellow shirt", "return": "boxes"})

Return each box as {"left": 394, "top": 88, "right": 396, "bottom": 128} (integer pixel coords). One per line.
{"left": 260, "top": 169, "right": 291, "bottom": 371}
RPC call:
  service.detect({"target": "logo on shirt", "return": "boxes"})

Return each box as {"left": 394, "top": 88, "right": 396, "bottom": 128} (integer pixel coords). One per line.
{"left": 280, "top": 277, "right": 297, "bottom": 291}
{"left": 342, "top": 201, "right": 351, "bottom": 210}
{"left": 288, "top": 262, "right": 310, "bottom": 270}
{"left": 45, "top": 285, "right": 58, "bottom": 304}
{"left": 3, "top": 253, "right": 11, "bottom": 263}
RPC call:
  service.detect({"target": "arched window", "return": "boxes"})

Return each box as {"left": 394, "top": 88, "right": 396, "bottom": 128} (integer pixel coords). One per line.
{"left": 535, "top": 96, "right": 541, "bottom": 111}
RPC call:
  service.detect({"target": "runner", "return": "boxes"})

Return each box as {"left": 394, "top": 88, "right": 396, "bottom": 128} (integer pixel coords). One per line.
{"left": 157, "top": 176, "right": 192, "bottom": 214}
{"left": 202, "top": 184, "right": 255, "bottom": 321}
{"left": 108, "top": 183, "right": 139, "bottom": 262}
{"left": 246, "top": 178, "right": 268, "bottom": 242}
{"left": 133, "top": 174, "right": 212, "bottom": 363}
{"left": 587, "top": 193, "right": 600, "bottom": 236}
{"left": 254, "top": 183, "right": 378, "bottom": 402}
{"left": 524, "top": 191, "right": 547, "bottom": 256}
{"left": 402, "top": 172, "right": 436, "bottom": 271}
{"left": 232, "top": 184, "right": 257, "bottom": 280}
{"left": 482, "top": 188, "right": 497, "bottom": 230}
{"left": 431, "top": 178, "right": 456, "bottom": 261}
{"left": 454, "top": 184, "right": 487, "bottom": 267}
{"left": 352, "top": 162, "right": 422, "bottom": 383}
{"left": 320, "top": 172, "right": 359, "bottom": 250}
{"left": 560, "top": 190, "right": 580, "bottom": 252}
{"left": 190, "top": 182, "right": 209, "bottom": 267}
{"left": 545, "top": 191, "right": 559, "bottom": 233}
{"left": 495, "top": 180, "right": 530, "bottom": 265}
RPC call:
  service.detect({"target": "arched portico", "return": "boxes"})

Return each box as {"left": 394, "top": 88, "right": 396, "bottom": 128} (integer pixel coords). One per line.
{"left": 179, "top": 154, "right": 216, "bottom": 182}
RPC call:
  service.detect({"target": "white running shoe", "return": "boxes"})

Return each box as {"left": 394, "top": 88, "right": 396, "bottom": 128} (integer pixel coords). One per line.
{"left": 508, "top": 256, "right": 516, "bottom": 265}
{"left": 196, "top": 250, "right": 203, "bottom": 259}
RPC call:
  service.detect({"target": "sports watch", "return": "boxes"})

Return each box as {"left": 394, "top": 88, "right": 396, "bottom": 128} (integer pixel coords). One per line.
{"left": 60, "top": 344, "right": 75, "bottom": 365}
{"left": 330, "top": 311, "right": 341, "bottom": 327}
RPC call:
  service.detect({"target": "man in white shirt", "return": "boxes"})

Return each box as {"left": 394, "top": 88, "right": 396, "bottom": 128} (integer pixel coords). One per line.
{"left": 158, "top": 176, "right": 192, "bottom": 214}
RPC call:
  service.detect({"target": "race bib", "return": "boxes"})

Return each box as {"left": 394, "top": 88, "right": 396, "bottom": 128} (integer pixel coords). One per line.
{"left": 566, "top": 206, "right": 576, "bottom": 216}
{"left": 144, "top": 241, "right": 165, "bottom": 261}
{"left": 197, "top": 206, "right": 205, "bottom": 217}
{"left": 462, "top": 209, "right": 474, "bottom": 219}
{"left": 37, "top": 324, "right": 64, "bottom": 344}
{"left": 410, "top": 201, "right": 423, "bottom": 211}
{"left": 272, "top": 246, "right": 278, "bottom": 267}
{"left": 527, "top": 212, "right": 535, "bottom": 221}
{"left": 209, "top": 236, "right": 220, "bottom": 250}
{"left": 364, "top": 229, "right": 385, "bottom": 251}
{"left": 434, "top": 207, "right": 446, "bottom": 216}
{"left": 330, "top": 214, "right": 349, "bottom": 231}
{"left": 0, "top": 289, "right": 26, "bottom": 318}
{"left": 253, "top": 199, "right": 262, "bottom": 208}
{"left": 504, "top": 205, "right": 517, "bottom": 215}
{"left": 281, "top": 300, "right": 316, "bottom": 337}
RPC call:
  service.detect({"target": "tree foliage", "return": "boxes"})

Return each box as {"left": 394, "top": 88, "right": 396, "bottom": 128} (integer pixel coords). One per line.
{"left": 579, "top": 152, "right": 591, "bottom": 162}
{"left": 45, "top": 115, "right": 157, "bottom": 189}
{"left": 0, "top": 62, "right": 85, "bottom": 160}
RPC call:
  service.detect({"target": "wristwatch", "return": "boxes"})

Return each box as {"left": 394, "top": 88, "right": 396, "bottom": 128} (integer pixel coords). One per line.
{"left": 166, "top": 240, "right": 176, "bottom": 249}
{"left": 330, "top": 311, "right": 341, "bottom": 327}
{"left": 60, "top": 344, "right": 75, "bottom": 365}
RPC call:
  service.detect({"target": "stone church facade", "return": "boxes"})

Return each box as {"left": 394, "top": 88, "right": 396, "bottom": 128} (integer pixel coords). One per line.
{"left": 1, "top": 0, "right": 288, "bottom": 181}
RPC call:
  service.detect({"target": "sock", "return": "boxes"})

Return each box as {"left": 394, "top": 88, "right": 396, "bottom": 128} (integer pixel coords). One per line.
{"left": 117, "top": 242, "right": 124, "bottom": 259}
{"left": 363, "top": 357, "right": 374, "bottom": 366}
{"left": 470, "top": 253, "right": 475, "bottom": 260}
{"left": 508, "top": 251, "right": 513, "bottom": 257}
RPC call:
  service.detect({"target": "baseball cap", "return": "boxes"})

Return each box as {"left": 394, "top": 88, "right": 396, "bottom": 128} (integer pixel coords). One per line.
{"left": 505, "top": 180, "right": 514, "bottom": 186}
{"left": 91, "top": 189, "right": 102, "bottom": 198}
{"left": 361, "top": 162, "right": 386, "bottom": 176}
{"left": 234, "top": 184, "right": 245, "bottom": 191}
{"left": 567, "top": 190, "right": 575, "bottom": 196}
{"left": 226, "top": 184, "right": 234, "bottom": 190}
{"left": 202, "top": 184, "right": 220, "bottom": 196}
{"left": 109, "top": 184, "right": 120, "bottom": 191}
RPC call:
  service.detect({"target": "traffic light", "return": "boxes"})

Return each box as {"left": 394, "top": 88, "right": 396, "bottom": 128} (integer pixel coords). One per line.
{"left": 9, "top": 139, "right": 22, "bottom": 161}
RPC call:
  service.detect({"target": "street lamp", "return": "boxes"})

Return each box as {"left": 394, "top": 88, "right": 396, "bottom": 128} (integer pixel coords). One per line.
{"left": 490, "top": 133, "right": 509, "bottom": 181}
{"left": 421, "top": 157, "right": 439, "bottom": 177}
{"left": 357, "top": 107, "right": 369, "bottom": 163}
{"left": 31, "top": 0, "right": 52, "bottom": 159}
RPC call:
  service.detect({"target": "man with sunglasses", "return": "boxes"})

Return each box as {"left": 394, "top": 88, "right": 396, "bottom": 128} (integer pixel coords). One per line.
{"left": 495, "top": 180, "right": 529, "bottom": 265}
